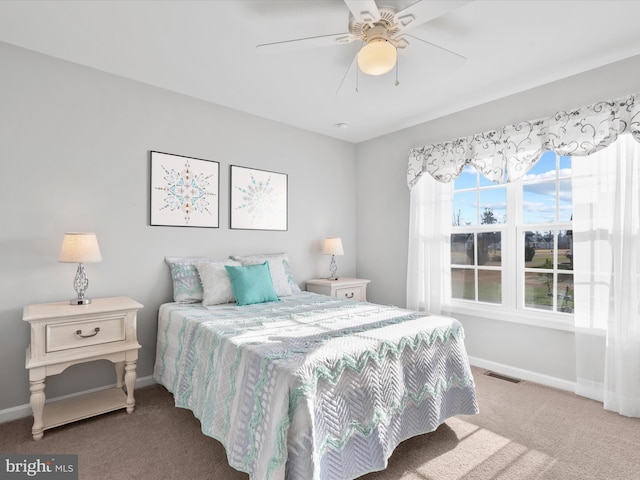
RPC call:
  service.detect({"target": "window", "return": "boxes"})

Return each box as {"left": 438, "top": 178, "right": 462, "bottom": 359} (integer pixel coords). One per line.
{"left": 451, "top": 151, "right": 573, "bottom": 319}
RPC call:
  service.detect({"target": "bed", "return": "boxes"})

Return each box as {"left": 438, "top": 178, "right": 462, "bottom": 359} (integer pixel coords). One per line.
{"left": 153, "top": 255, "right": 478, "bottom": 480}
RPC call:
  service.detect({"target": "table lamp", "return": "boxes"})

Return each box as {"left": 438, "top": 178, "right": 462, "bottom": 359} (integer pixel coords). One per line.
{"left": 59, "top": 232, "right": 102, "bottom": 305}
{"left": 322, "top": 237, "right": 344, "bottom": 280}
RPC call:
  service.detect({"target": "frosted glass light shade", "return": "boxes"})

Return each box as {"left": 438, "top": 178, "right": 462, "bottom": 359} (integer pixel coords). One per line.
{"left": 322, "top": 237, "right": 344, "bottom": 256}
{"left": 357, "top": 39, "right": 397, "bottom": 76}
{"left": 59, "top": 232, "right": 102, "bottom": 263}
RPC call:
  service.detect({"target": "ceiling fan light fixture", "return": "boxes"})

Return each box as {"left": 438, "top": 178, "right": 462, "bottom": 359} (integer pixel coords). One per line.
{"left": 357, "top": 38, "right": 397, "bottom": 76}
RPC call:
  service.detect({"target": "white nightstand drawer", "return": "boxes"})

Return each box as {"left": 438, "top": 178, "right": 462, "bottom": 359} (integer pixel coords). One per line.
{"left": 306, "top": 278, "right": 370, "bottom": 301}
{"left": 335, "top": 286, "right": 365, "bottom": 301}
{"left": 46, "top": 314, "right": 126, "bottom": 353}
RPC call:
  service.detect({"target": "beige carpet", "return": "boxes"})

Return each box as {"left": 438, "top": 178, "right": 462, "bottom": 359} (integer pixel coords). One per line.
{"left": 2, "top": 367, "right": 639, "bottom": 479}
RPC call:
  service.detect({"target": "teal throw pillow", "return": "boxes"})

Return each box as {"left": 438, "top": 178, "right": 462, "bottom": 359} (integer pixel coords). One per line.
{"left": 225, "top": 262, "right": 280, "bottom": 306}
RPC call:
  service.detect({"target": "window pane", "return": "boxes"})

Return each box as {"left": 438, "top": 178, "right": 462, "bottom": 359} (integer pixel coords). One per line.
{"left": 524, "top": 272, "right": 553, "bottom": 311}
{"left": 454, "top": 166, "right": 477, "bottom": 190}
{"left": 479, "top": 188, "right": 506, "bottom": 224}
{"left": 558, "top": 273, "right": 574, "bottom": 313}
{"left": 451, "top": 234, "right": 473, "bottom": 265}
{"left": 479, "top": 172, "right": 497, "bottom": 187}
{"left": 525, "top": 150, "right": 556, "bottom": 179}
{"left": 478, "top": 270, "right": 501, "bottom": 304}
{"left": 452, "top": 268, "right": 475, "bottom": 300}
{"left": 523, "top": 182, "right": 557, "bottom": 224}
{"left": 478, "top": 232, "right": 501, "bottom": 266}
{"left": 558, "top": 230, "right": 573, "bottom": 271}
{"left": 559, "top": 179, "right": 572, "bottom": 222}
{"left": 558, "top": 230, "right": 573, "bottom": 270}
{"left": 453, "top": 191, "right": 477, "bottom": 226}
{"left": 524, "top": 230, "right": 553, "bottom": 269}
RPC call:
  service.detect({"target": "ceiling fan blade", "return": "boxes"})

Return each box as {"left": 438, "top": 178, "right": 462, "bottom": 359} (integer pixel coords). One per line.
{"left": 404, "top": 34, "right": 467, "bottom": 70}
{"left": 396, "top": 0, "right": 472, "bottom": 33}
{"left": 343, "top": 0, "right": 381, "bottom": 23}
{"left": 257, "top": 32, "right": 356, "bottom": 54}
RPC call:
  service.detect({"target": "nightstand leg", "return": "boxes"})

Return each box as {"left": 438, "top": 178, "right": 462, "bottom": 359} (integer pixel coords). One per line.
{"left": 114, "top": 361, "right": 124, "bottom": 389}
{"left": 29, "top": 377, "right": 46, "bottom": 441}
{"left": 124, "top": 359, "right": 137, "bottom": 413}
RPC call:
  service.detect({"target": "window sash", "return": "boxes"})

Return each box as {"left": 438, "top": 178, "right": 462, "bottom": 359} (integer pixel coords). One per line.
{"left": 450, "top": 154, "right": 572, "bottom": 320}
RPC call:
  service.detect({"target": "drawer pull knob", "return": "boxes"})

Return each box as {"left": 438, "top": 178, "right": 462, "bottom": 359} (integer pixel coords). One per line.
{"left": 76, "top": 327, "right": 100, "bottom": 338}
{"left": 345, "top": 293, "right": 354, "bottom": 299}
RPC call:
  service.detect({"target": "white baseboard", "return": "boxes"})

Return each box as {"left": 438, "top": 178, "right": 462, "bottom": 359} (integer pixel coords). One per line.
{"left": 468, "top": 356, "right": 576, "bottom": 393}
{"left": 0, "top": 375, "right": 156, "bottom": 425}
{"left": 575, "top": 378, "right": 605, "bottom": 402}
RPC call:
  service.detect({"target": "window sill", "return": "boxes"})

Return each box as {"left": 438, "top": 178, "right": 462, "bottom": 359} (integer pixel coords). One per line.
{"left": 449, "top": 302, "right": 575, "bottom": 332}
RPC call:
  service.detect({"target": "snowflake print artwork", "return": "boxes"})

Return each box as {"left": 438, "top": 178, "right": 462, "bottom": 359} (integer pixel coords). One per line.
{"left": 230, "top": 165, "right": 288, "bottom": 230}
{"left": 150, "top": 151, "right": 219, "bottom": 227}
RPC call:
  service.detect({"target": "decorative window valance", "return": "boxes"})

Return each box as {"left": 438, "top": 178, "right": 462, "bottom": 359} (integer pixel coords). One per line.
{"left": 407, "top": 92, "right": 640, "bottom": 190}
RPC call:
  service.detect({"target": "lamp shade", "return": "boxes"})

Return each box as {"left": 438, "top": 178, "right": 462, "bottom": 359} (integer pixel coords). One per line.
{"left": 322, "top": 237, "right": 344, "bottom": 256}
{"left": 357, "top": 38, "right": 397, "bottom": 76}
{"left": 59, "top": 232, "right": 102, "bottom": 263}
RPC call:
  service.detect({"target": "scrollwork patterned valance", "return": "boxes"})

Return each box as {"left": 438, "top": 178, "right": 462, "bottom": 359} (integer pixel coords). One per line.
{"left": 407, "top": 92, "right": 640, "bottom": 190}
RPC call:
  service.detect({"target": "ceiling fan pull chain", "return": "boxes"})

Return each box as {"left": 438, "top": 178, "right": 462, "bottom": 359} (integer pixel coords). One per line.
{"left": 356, "top": 61, "right": 359, "bottom": 93}
{"left": 395, "top": 54, "right": 400, "bottom": 86}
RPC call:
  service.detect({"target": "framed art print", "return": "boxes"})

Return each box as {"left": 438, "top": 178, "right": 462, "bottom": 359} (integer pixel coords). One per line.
{"left": 230, "top": 165, "right": 288, "bottom": 231}
{"left": 150, "top": 151, "right": 219, "bottom": 228}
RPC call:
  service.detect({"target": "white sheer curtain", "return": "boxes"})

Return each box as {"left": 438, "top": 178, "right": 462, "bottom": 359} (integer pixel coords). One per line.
{"left": 572, "top": 143, "right": 616, "bottom": 402}
{"left": 572, "top": 135, "right": 640, "bottom": 417}
{"left": 406, "top": 173, "right": 452, "bottom": 314}
{"left": 569, "top": 134, "right": 640, "bottom": 416}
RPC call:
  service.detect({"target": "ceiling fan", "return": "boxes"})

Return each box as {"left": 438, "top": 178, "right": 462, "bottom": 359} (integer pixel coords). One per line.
{"left": 257, "top": 0, "right": 470, "bottom": 90}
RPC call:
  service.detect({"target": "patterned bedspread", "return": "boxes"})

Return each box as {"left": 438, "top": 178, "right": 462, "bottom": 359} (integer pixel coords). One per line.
{"left": 153, "top": 292, "right": 478, "bottom": 480}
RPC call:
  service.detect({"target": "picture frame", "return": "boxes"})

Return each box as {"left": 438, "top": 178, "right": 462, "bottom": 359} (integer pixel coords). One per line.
{"left": 230, "top": 165, "right": 288, "bottom": 231}
{"left": 150, "top": 151, "right": 220, "bottom": 228}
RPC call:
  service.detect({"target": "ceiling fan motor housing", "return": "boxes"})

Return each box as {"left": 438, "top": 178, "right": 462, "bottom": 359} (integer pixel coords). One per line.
{"left": 349, "top": 7, "right": 400, "bottom": 39}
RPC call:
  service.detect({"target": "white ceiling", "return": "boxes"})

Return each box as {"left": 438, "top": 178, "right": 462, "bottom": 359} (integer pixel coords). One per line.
{"left": 1, "top": 0, "right": 640, "bottom": 143}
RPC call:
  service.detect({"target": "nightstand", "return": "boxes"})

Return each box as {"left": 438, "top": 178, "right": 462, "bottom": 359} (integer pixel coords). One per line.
{"left": 23, "top": 296, "right": 143, "bottom": 440}
{"left": 306, "top": 278, "right": 370, "bottom": 301}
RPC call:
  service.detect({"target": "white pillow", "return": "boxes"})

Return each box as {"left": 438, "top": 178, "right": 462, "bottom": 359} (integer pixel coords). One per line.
{"left": 230, "top": 253, "right": 293, "bottom": 297}
{"left": 195, "top": 260, "right": 241, "bottom": 305}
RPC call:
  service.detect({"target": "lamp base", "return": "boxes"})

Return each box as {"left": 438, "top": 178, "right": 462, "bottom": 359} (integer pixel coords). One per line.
{"left": 328, "top": 255, "right": 339, "bottom": 282}
{"left": 70, "top": 298, "right": 92, "bottom": 305}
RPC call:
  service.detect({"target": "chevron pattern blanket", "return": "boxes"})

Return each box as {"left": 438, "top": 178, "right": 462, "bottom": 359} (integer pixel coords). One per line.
{"left": 153, "top": 292, "right": 478, "bottom": 480}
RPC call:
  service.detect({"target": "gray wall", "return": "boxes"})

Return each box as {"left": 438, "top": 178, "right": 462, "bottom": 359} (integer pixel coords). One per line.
{"left": 356, "top": 54, "right": 640, "bottom": 383}
{"left": 0, "top": 42, "right": 356, "bottom": 411}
